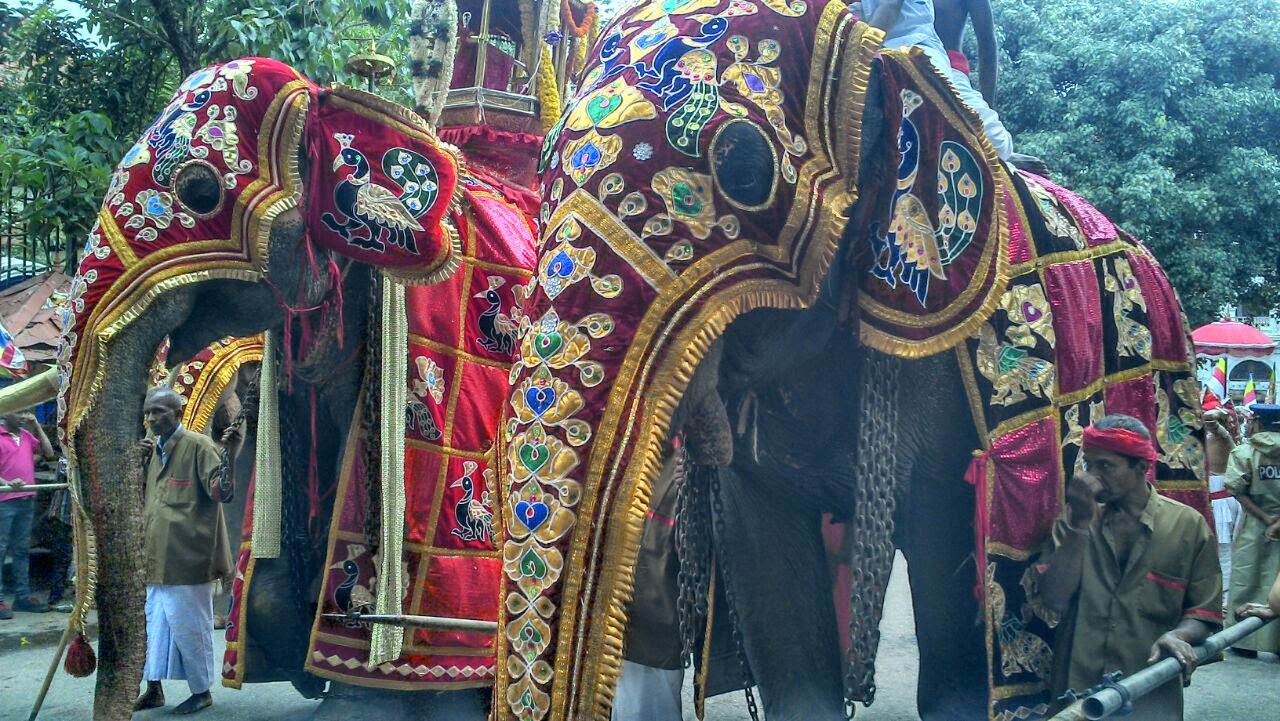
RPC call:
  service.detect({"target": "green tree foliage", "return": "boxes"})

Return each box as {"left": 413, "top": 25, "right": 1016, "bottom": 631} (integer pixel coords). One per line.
{"left": 993, "top": 0, "right": 1280, "bottom": 324}
{"left": 0, "top": 0, "right": 414, "bottom": 271}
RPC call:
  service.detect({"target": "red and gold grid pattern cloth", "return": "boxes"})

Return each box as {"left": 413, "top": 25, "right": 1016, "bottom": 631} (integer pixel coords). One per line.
{"left": 856, "top": 53, "right": 1210, "bottom": 721}
{"left": 299, "top": 179, "right": 537, "bottom": 689}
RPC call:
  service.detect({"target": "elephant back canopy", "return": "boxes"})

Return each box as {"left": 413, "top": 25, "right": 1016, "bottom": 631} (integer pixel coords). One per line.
{"left": 495, "top": 1, "right": 884, "bottom": 719}
{"left": 853, "top": 53, "right": 1210, "bottom": 718}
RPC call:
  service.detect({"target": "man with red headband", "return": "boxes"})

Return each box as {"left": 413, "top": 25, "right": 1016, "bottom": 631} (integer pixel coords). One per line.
{"left": 1223, "top": 403, "right": 1280, "bottom": 658}
{"left": 1029, "top": 414, "right": 1221, "bottom": 719}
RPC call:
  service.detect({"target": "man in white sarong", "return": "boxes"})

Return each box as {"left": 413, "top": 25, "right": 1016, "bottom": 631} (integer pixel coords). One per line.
{"left": 1204, "top": 402, "right": 1241, "bottom": 606}
{"left": 134, "top": 388, "right": 242, "bottom": 715}
{"left": 862, "top": 0, "right": 1014, "bottom": 159}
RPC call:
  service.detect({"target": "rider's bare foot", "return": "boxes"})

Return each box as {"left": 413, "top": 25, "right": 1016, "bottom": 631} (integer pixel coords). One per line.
{"left": 133, "top": 681, "right": 165, "bottom": 711}
{"left": 173, "top": 691, "right": 213, "bottom": 715}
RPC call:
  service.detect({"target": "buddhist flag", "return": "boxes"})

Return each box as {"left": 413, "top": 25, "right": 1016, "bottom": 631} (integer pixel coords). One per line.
{"left": 0, "top": 319, "right": 27, "bottom": 378}
{"left": 1243, "top": 375, "right": 1258, "bottom": 407}
{"left": 1207, "top": 358, "right": 1228, "bottom": 401}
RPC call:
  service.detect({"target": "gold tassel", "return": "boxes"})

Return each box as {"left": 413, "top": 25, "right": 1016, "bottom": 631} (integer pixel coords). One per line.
{"left": 537, "top": 43, "right": 562, "bottom": 132}
{"left": 251, "top": 330, "right": 282, "bottom": 559}
{"left": 370, "top": 277, "right": 408, "bottom": 665}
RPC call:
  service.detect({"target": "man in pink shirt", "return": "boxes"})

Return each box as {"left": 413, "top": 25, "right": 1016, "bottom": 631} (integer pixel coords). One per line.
{"left": 0, "top": 411, "right": 55, "bottom": 619}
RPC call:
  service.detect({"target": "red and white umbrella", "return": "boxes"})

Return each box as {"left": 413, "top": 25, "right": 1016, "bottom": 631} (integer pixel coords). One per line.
{"left": 1191, "top": 320, "right": 1276, "bottom": 358}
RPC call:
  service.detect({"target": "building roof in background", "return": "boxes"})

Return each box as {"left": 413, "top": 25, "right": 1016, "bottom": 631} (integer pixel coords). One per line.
{"left": 0, "top": 271, "right": 72, "bottom": 365}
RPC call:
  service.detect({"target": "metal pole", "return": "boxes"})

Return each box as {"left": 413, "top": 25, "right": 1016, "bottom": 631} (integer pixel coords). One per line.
{"left": 321, "top": 611, "right": 497, "bottom": 635}
{"left": 1081, "top": 616, "right": 1272, "bottom": 720}
{"left": 474, "top": 0, "right": 492, "bottom": 88}
{"left": 27, "top": 620, "right": 76, "bottom": 721}
{"left": 0, "top": 483, "right": 69, "bottom": 495}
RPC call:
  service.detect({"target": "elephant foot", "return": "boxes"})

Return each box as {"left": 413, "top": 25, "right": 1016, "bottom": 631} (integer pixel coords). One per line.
{"left": 311, "top": 682, "right": 488, "bottom": 721}
{"left": 311, "top": 683, "right": 400, "bottom": 721}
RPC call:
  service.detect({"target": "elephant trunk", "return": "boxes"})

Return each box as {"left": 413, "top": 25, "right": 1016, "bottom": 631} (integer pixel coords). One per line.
{"left": 72, "top": 293, "right": 195, "bottom": 721}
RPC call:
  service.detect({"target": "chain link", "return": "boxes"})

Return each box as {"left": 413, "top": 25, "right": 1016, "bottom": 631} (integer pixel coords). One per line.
{"left": 675, "top": 445, "right": 711, "bottom": 663}
{"left": 843, "top": 352, "right": 901, "bottom": 707}
{"left": 710, "top": 466, "right": 761, "bottom": 721}
{"left": 362, "top": 274, "right": 383, "bottom": 554}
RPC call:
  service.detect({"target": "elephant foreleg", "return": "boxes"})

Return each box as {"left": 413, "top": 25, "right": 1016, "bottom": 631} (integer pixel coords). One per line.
{"left": 714, "top": 464, "right": 847, "bottom": 721}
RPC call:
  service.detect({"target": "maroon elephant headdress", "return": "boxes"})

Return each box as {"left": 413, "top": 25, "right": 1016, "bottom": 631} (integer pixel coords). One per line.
{"left": 59, "top": 57, "right": 461, "bottom": 446}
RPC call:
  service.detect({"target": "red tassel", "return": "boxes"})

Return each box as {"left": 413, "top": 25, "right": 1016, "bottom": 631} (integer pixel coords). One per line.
{"left": 64, "top": 632, "right": 97, "bottom": 677}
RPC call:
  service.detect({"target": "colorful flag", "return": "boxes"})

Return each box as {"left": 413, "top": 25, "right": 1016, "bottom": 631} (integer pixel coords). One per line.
{"left": 0, "top": 319, "right": 27, "bottom": 378}
{"left": 1244, "top": 375, "right": 1258, "bottom": 407}
{"left": 1207, "top": 357, "right": 1229, "bottom": 401}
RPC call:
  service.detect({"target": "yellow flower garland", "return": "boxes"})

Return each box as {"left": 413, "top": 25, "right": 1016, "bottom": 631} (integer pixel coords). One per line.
{"left": 538, "top": 43, "right": 562, "bottom": 132}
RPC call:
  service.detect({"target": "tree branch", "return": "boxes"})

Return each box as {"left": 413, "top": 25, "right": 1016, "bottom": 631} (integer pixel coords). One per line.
{"left": 64, "top": 0, "right": 170, "bottom": 48}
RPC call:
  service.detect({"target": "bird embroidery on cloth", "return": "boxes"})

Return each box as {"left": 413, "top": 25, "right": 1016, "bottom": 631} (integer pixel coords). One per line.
{"left": 474, "top": 276, "right": 518, "bottom": 356}
{"left": 329, "top": 546, "right": 374, "bottom": 627}
{"left": 321, "top": 134, "right": 441, "bottom": 255}
{"left": 450, "top": 461, "right": 495, "bottom": 544}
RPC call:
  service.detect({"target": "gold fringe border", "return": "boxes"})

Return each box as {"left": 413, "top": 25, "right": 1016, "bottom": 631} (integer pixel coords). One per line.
{"left": 179, "top": 337, "right": 265, "bottom": 432}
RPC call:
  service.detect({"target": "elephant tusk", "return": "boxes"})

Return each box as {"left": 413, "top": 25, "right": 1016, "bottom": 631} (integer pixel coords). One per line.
{"left": 322, "top": 611, "right": 497, "bottom": 634}
{"left": 0, "top": 367, "right": 59, "bottom": 416}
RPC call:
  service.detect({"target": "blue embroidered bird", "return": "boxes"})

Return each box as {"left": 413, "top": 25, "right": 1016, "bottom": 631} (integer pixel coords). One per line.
{"left": 321, "top": 134, "right": 441, "bottom": 255}
{"left": 635, "top": 16, "right": 729, "bottom": 109}
{"left": 450, "top": 462, "right": 494, "bottom": 544}
{"left": 474, "top": 276, "right": 518, "bottom": 356}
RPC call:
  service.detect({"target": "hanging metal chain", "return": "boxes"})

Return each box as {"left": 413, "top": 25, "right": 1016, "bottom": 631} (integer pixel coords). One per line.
{"left": 710, "top": 466, "right": 761, "bottom": 721}
{"left": 844, "top": 351, "right": 901, "bottom": 707}
{"left": 362, "top": 273, "right": 383, "bottom": 554}
{"left": 675, "top": 444, "right": 712, "bottom": 664}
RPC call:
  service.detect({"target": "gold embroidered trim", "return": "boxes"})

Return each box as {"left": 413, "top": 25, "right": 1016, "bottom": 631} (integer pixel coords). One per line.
{"left": 371, "top": 279, "right": 409, "bottom": 665}
{"left": 251, "top": 330, "right": 282, "bottom": 559}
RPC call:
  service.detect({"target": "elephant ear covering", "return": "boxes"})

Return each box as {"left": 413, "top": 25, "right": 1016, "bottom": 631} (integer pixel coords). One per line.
{"left": 304, "top": 85, "right": 463, "bottom": 283}
{"left": 858, "top": 51, "right": 1210, "bottom": 720}
{"left": 58, "top": 58, "right": 311, "bottom": 450}
{"left": 494, "top": 3, "right": 884, "bottom": 720}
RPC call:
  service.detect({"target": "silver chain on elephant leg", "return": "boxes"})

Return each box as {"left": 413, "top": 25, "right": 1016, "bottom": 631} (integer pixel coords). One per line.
{"left": 710, "top": 467, "right": 761, "bottom": 721}
{"left": 362, "top": 274, "right": 383, "bottom": 554}
{"left": 843, "top": 352, "right": 900, "bottom": 709}
{"left": 675, "top": 445, "right": 712, "bottom": 664}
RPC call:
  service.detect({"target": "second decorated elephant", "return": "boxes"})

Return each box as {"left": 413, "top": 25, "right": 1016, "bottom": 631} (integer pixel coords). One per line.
{"left": 492, "top": 2, "right": 1211, "bottom": 721}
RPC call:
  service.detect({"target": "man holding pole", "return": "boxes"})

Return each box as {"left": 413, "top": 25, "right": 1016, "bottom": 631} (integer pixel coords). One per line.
{"left": 1028, "top": 414, "right": 1221, "bottom": 720}
{"left": 0, "top": 411, "right": 55, "bottom": 619}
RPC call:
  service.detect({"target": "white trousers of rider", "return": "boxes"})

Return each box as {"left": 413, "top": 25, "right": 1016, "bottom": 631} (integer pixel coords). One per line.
{"left": 889, "top": 40, "right": 1014, "bottom": 160}
{"left": 612, "top": 660, "right": 683, "bottom": 721}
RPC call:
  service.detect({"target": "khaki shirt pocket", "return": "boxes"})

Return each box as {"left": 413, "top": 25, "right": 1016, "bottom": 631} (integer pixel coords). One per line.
{"left": 1138, "top": 569, "right": 1187, "bottom": 622}
{"left": 157, "top": 477, "right": 200, "bottom": 509}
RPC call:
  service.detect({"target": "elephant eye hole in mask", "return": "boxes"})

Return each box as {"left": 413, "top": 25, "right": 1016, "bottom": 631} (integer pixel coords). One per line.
{"left": 710, "top": 118, "right": 778, "bottom": 212}
{"left": 173, "top": 159, "right": 225, "bottom": 217}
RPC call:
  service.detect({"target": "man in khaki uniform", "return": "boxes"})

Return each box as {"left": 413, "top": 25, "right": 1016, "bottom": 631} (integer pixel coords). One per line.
{"left": 134, "top": 388, "right": 242, "bottom": 715}
{"left": 1029, "top": 414, "right": 1221, "bottom": 720}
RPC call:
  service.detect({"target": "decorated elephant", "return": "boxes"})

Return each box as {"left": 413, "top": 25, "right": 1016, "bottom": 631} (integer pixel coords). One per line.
{"left": 493, "top": 2, "right": 1210, "bottom": 721}
{"left": 48, "top": 54, "right": 546, "bottom": 721}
